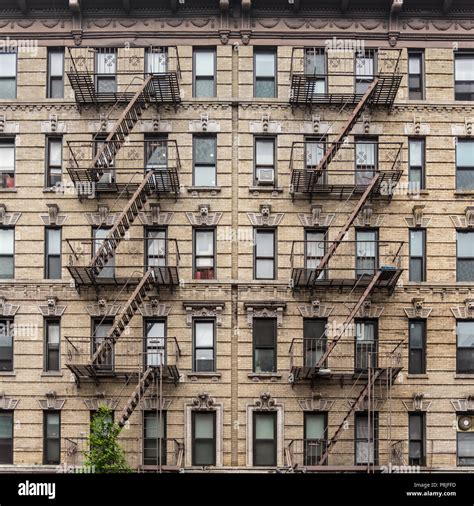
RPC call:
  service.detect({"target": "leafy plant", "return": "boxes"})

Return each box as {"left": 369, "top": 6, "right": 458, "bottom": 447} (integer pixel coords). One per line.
{"left": 84, "top": 405, "right": 132, "bottom": 473}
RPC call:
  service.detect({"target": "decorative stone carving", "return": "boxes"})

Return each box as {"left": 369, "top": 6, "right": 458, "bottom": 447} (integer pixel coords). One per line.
{"left": 347, "top": 396, "right": 384, "bottom": 412}
{"left": 37, "top": 391, "right": 66, "bottom": 410}
{"left": 247, "top": 205, "right": 284, "bottom": 227}
{"left": 353, "top": 204, "right": 385, "bottom": 228}
{"left": 186, "top": 204, "right": 223, "bottom": 227}
{"left": 140, "top": 396, "right": 172, "bottom": 411}
{"left": 403, "top": 393, "right": 432, "bottom": 412}
{"left": 355, "top": 299, "right": 384, "bottom": 318}
{"left": 140, "top": 300, "right": 171, "bottom": 318}
{"left": 86, "top": 205, "right": 117, "bottom": 227}
{"left": 404, "top": 117, "right": 430, "bottom": 136}
{"left": 244, "top": 302, "right": 286, "bottom": 327}
{"left": 0, "top": 392, "right": 20, "bottom": 410}
{"left": 41, "top": 114, "right": 66, "bottom": 134}
{"left": 0, "top": 204, "right": 21, "bottom": 226}
{"left": 189, "top": 114, "right": 220, "bottom": 133}
{"left": 301, "top": 118, "right": 331, "bottom": 135}
{"left": 0, "top": 297, "right": 19, "bottom": 317}
{"left": 183, "top": 302, "right": 224, "bottom": 326}
{"left": 254, "top": 392, "right": 276, "bottom": 410}
{"left": 404, "top": 298, "right": 433, "bottom": 319}
{"left": 141, "top": 116, "right": 172, "bottom": 133}
{"left": 451, "top": 299, "right": 474, "bottom": 319}
{"left": 297, "top": 300, "right": 334, "bottom": 318}
{"left": 405, "top": 205, "right": 430, "bottom": 228}
{"left": 450, "top": 207, "right": 474, "bottom": 229}
{"left": 192, "top": 392, "right": 216, "bottom": 410}
{"left": 298, "top": 206, "right": 335, "bottom": 228}
{"left": 451, "top": 395, "right": 474, "bottom": 412}
{"left": 297, "top": 392, "right": 334, "bottom": 412}
{"left": 83, "top": 393, "right": 118, "bottom": 411}
{"left": 40, "top": 204, "right": 68, "bottom": 226}
{"left": 0, "top": 115, "right": 19, "bottom": 134}
{"left": 250, "top": 113, "right": 281, "bottom": 134}
{"left": 38, "top": 296, "right": 67, "bottom": 317}
{"left": 86, "top": 299, "right": 121, "bottom": 317}
{"left": 139, "top": 204, "right": 174, "bottom": 226}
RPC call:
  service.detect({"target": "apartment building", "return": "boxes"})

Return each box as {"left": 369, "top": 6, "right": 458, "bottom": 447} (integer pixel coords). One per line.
{"left": 0, "top": 0, "right": 473, "bottom": 473}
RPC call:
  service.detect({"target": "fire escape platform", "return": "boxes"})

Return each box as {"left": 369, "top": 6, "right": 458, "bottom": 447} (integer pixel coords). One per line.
{"left": 67, "top": 72, "right": 181, "bottom": 106}
{"left": 290, "top": 364, "right": 402, "bottom": 384}
{"left": 66, "top": 363, "right": 180, "bottom": 383}
{"left": 289, "top": 74, "right": 402, "bottom": 107}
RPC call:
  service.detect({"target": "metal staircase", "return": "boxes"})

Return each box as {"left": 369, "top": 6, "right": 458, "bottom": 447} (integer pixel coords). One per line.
{"left": 118, "top": 368, "right": 156, "bottom": 428}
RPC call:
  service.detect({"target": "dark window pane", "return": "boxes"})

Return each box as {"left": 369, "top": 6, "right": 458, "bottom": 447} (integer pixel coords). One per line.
{"left": 457, "top": 260, "right": 474, "bottom": 282}
{"left": 409, "top": 258, "right": 423, "bottom": 282}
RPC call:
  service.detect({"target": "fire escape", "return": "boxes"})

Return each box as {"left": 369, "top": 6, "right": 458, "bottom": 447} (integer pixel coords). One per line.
{"left": 64, "top": 47, "right": 183, "bottom": 470}
{"left": 286, "top": 48, "right": 404, "bottom": 469}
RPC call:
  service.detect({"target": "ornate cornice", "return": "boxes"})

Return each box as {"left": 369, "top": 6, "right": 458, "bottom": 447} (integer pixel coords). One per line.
{"left": 83, "top": 393, "right": 119, "bottom": 411}
{"left": 297, "top": 300, "right": 334, "bottom": 319}
{"left": 297, "top": 392, "right": 334, "bottom": 412}
{"left": 244, "top": 301, "right": 286, "bottom": 327}
{"left": 86, "top": 298, "right": 121, "bottom": 317}
{"left": 0, "top": 392, "right": 20, "bottom": 410}
{"left": 139, "top": 300, "right": 171, "bottom": 318}
{"left": 0, "top": 297, "right": 19, "bottom": 317}
{"left": 183, "top": 301, "right": 225, "bottom": 326}
{"left": 37, "top": 390, "right": 66, "bottom": 410}
{"left": 38, "top": 296, "right": 66, "bottom": 317}
{"left": 402, "top": 393, "right": 432, "bottom": 412}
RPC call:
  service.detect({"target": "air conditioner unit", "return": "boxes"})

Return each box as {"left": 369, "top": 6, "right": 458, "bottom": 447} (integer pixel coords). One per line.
{"left": 99, "top": 172, "right": 113, "bottom": 184}
{"left": 257, "top": 168, "right": 274, "bottom": 185}
{"left": 458, "top": 415, "right": 474, "bottom": 432}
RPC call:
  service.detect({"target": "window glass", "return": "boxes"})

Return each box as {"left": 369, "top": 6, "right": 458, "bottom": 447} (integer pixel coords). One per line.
{"left": 457, "top": 141, "right": 474, "bottom": 167}
{"left": 195, "top": 322, "right": 214, "bottom": 348}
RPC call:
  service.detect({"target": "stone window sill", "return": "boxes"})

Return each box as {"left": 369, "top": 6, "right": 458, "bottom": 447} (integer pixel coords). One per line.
{"left": 0, "top": 371, "right": 15, "bottom": 376}
{"left": 454, "top": 191, "right": 474, "bottom": 196}
{"left": 41, "top": 372, "right": 63, "bottom": 377}
{"left": 248, "top": 372, "right": 282, "bottom": 382}
{"left": 406, "top": 374, "right": 429, "bottom": 379}
{"left": 187, "top": 186, "right": 221, "bottom": 194}
{"left": 454, "top": 374, "right": 474, "bottom": 379}
{"left": 0, "top": 189, "right": 17, "bottom": 193}
{"left": 248, "top": 186, "right": 283, "bottom": 194}
{"left": 187, "top": 372, "right": 221, "bottom": 381}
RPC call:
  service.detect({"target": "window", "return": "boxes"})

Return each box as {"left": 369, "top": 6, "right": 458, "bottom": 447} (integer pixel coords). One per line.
{"left": 305, "top": 229, "right": 325, "bottom": 279}
{"left": 456, "top": 139, "right": 474, "bottom": 190}
{"left": 44, "top": 319, "right": 60, "bottom": 372}
{"left": 355, "top": 320, "right": 377, "bottom": 371}
{"left": 408, "top": 50, "right": 424, "bottom": 100}
{"left": 43, "top": 411, "right": 60, "bottom": 464}
{"left": 193, "top": 48, "right": 216, "bottom": 98}
{"left": 409, "top": 229, "right": 426, "bottom": 282}
{"left": 355, "top": 50, "right": 376, "bottom": 94}
{"left": 0, "top": 139, "right": 15, "bottom": 189}
{"left": 408, "top": 138, "right": 425, "bottom": 188}
{"left": 304, "top": 412, "right": 327, "bottom": 466}
{"left": 145, "top": 47, "right": 168, "bottom": 74}
{"left": 355, "top": 412, "right": 378, "bottom": 465}
{"left": 303, "top": 319, "right": 327, "bottom": 368}
{"left": 304, "top": 48, "right": 326, "bottom": 94}
{"left": 356, "top": 229, "right": 378, "bottom": 276}
{"left": 305, "top": 137, "right": 326, "bottom": 184}
{"left": 0, "top": 52, "right": 16, "bottom": 99}
{"left": 0, "top": 318, "right": 13, "bottom": 371}
{"left": 192, "top": 411, "right": 216, "bottom": 466}
{"left": 254, "top": 229, "right": 276, "bottom": 280}
{"left": 144, "top": 320, "right": 166, "bottom": 368}
{"left": 457, "top": 231, "right": 474, "bottom": 282}
{"left": 0, "top": 411, "right": 13, "bottom": 464}
{"left": 194, "top": 229, "right": 215, "bottom": 280}
{"left": 144, "top": 411, "right": 167, "bottom": 466}
{"left": 146, "top": 229, "right": 166, "bottom": 269}
{"left": 47, "top": 48, "right": 64, "bottom": 98}
{"left": 254, "top": 49, "right": 277, "bottom": 98}
{"left": 409, "top": 413, "right": 425, "bottom": 466}
{"left": 409, "top": 320, "right": 426, "bottom": 375}
{"left": 457, "top": 321, "right": 474, "bottom": 374}
{"left": 253, "top": 411, "right": 277, "bottom": 466}
{"left": 95, "top": 49, "right": 117, "bottom": 93}
{"left": 193, "top": 136, "right": 216, "bottom": 187}
{"left": 457, "top": 430, "right": 474, "bottom": 466}
{"left": 46, "top": 137, "right": 62, "bottom": 187}
{"left": 144, "top": 135, "right": 168, "bottom": 171}
{"left": 193, "top": 320, "right": 215, "bottom": 372}
{"left": 93, "top": 135, "right": 115, "bottom": 184}
{"left": 355, "top": 138, "right": 377, "bottom": 185}
{"left": 253, "top": 318, "right": 276, "bottom": 373}
{"left": 454, "top": 52, "right": 474, "bottom": 101}
{"left": 0, "top": 228, "right": 14, "bottom": 279}
{"left": 255, "top": 138, "right": 275, "bottom": 185}
{"left": 45, "top": 228, "right": 61, "bottom": 279}
{"left": 92, "top": 319, "right": 114, "bottom": 371}
{"left": 93, "top": 228, "right": 115, "bottom": 278}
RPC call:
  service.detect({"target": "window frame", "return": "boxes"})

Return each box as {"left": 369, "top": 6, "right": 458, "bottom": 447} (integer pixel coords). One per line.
{"left": 0, "top": 411, "right": 13, "bottom": 465}
{"left": 94, "top": 48, "right": 117, "bottom": 94}
{"left": 192, "top": 134, "right": 217, "bottom": 187}
{"left": 408, "top": 137, "right": 425, "bottom": 189}
{"left": 407, "top": 50, "right": 425, "bottom": 100}
{"left": 457, "top": 419, "right": 474, "bottom": 466}
{"left": 191, "top": 410, "right": 216, "bottom": 466}
{"left": 0, "top": 226, "right": 15, "bottom": 279}
{"left": 0, "top": 137, "right": 16, "bottom": 190}
{"left": 91, "top": 317, "right": 114, "bottom": 371}
{"left": 303, "top": 318, "right": 327, "bottom": 368}
{"left": 193, "top": 318, "right": 216, "bottom": 373}
{"left": 145, "top": 227, "right": 167, "bottom": 270}
{"left": 456, "top": 320, "right": 474, "bottom": 374}
{"left": 0, "top": 51, "right": 17, "bottom": 100}
{"left": 454, "top": 51, "right": 474, "bottom": 101}
{"left": 408, "top": 412, "right": 426, "bottom": 466}
{"left": 409, "top": 228, "right": 426, "bottom": 282}
{"left": 45, "top": 136, "right": 63, "bottom": 188}
{"left": 456, "top": 138, "right": 474, "bottom": 191}
{"left": 354, "top": 411, "right": 379, "bottom": 466}
{"left": 45, "top": 227, "right": 62, "bottom": 280}
{"left": 44, "top": 318, "right": 60, "bottom": 372}
{"left": 143, "top": 318, "right": 167, "bottom": 370}
{"left": 144, "top": 46, "right": 168, "bottom": 76}
{"left": 355, "top": 228, "right": 379, "bottom": 277}
{"left": 252, "top": 317, "right": 277, "bottom": 374}
{"left": 408, "top": 319, "right": 426, "bottom": 375}
{"left": 192, "top": 47, "right": 216, "bottom": 98}
{"left": 254, "top": 137, "right": 276, "bottom": 186}
{"left": 354, "top": 319, "right": 378, "bottom": 372}
{"left": 456, "top": 230, "right": 474, "bottom": 282}
{"left": 304, "top": 411, "right": 328, "bottom": 466}
{"left": 253, "top": 410, "right": 277, "bottom": 467}
{"left": 43, "top": 410, "right": 61, "bottom": 465}
{"left": 47, "top": 47, "right": 65, "bottom": 99}
{"left": 143, "top": 409, "right": 167, "bottom": 466}
{"left": 253, "top": 48, "right": 277, "bottom": 99}
{"left": 354, "top": 50, "right": 377, "bottom": 95}
{"left": 0, "top": 317, "right": 13, "bottom": 372}
{"left": 254, "top": 228, "right": 276, "bottom": 280}
{"left": 193, "top": 227, "right": 216, "bottom": 280}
